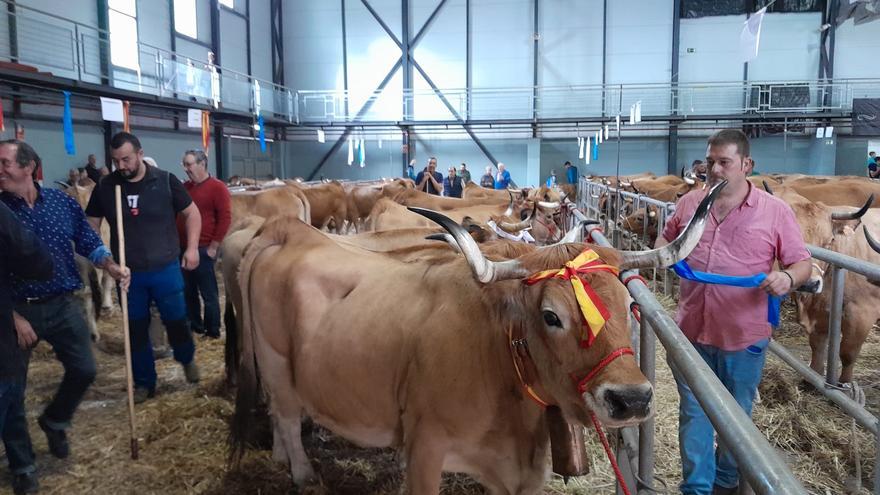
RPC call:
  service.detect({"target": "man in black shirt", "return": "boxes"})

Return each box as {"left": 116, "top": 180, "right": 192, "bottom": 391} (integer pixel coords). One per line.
{"left": 86, "top": 132, "right": 202, "bottom": 403}
{"left": 0, "top": 201, "right": 53, "bottom": 494}
{"left": 415, "top": 157, "right": 443, "bottom": 195}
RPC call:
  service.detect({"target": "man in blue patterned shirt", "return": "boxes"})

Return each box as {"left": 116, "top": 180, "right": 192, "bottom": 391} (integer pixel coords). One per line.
{"left": 0, "top": 140, "right": 129, "bottom": 466}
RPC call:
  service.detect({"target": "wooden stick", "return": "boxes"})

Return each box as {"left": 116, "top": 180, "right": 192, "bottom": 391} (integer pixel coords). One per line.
{"left": 115, "top": 185, "right": 139, "bottom": 460}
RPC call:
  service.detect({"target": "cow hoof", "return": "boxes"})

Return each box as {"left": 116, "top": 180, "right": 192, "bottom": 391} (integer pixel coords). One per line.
{"left": 291, "top": 463, "right": 318, "bottom": 488}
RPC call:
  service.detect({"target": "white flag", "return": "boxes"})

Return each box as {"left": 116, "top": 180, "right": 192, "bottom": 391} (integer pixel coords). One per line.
{"left": 347, "top": 137, "right": 354, "bottom": 166}
{"left": 740, "top": 7, "right": 767, "bottom": 63}
{"left": 317, "top": 129, "right": 325, "bottom": 143}
{"left": 604, "top": 124, "right": 609, "bottom": 140}
{"left": 635, "top": 101, "right": 642, "bottom": 123}
{"left": 578, "top": 137, "right": 585, "bottom": 159}
{"left": 616, "top": 115, "right": 621, "bottom": 133}
{"left": 585, "top": 137, "right": 591, "bottom": 164}
{"left": 597, "top": 131, "right": 602, "bottom": 145}
{"left": 629, "top": 105, "right": 635, "bottom": 125}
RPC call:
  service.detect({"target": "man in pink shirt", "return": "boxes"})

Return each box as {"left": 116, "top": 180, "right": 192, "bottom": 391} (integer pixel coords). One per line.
{"left": 656, "top": 129, "right": 812, "bottom": 495}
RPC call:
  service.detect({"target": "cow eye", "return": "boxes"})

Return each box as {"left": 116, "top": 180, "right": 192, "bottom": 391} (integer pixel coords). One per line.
{"left": 542, "top": 311, "right": 562, "bottom": 327}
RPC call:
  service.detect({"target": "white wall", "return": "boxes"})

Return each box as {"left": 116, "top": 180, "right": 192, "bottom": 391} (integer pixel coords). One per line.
{"left": 747, "top": 13, "right": 821, "bottom": 81}
{"left": 834, "top": 18, "right": 880, "bottom": 79}
{"left": 282, "top": 0, "right": 344, "bottom": 93}
{"left": 248, "top": 0, "right": 272, "bottom": 82}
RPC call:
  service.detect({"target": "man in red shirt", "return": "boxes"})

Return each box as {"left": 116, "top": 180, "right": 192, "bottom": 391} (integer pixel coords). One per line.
{"left": 656, "top": 129, "right": 812, "bottom": 495}
{"left": 179, "top": 150, "right": 231, "bottom": 338}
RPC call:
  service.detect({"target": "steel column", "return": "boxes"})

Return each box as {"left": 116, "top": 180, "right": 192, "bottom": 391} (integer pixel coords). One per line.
{"left": 245, "top": 0, "right": 252, "bottom": 77}
{"left": 210, "top": 0, "right": 221, "bottom": 66}
{"left": 825, "top": 266, "right": 846, "bottom": 385}
{"left": 465, "top": 0, "right": 471, "bottom": 120}
{"left": 270, "top": 0, "right": 284, "bottom": 85}
{"left": 668, "top": 0, "right": 681, "bottom": 175}
{"left": 531, "top": 0, "right": 538, "bottom": 130}
{"left": 96, "top": 0, "right": 112, "bottom": 85}
{"left": 7, "top": 1, "right": 17, "bottom": 62}
{"left": 402, "top": 0, "right": 412, "bottom": 120}
{"left": 341, "top": 0, "right": 349, "bottom": 117}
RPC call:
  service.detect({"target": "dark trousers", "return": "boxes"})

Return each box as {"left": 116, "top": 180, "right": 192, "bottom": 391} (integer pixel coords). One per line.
{"left": 0, "top": 379, "right": 35, "bottom": 475}
{"left": 14, "top": 294, "right": 97, "bottom": 430}
{"left": 128, "top": 261, "right": 195, "bottom": 391}
{"left": 182, "top": 247, "right": 220, "bottom": 336}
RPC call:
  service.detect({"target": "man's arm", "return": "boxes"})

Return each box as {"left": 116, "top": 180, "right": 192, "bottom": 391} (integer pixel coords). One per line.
{"left": 207, "top": 185, "right": 232, "bottom": 259}
{"left": 759, "top": 259, "right": 812, "bottom": 296}
{"left": 180, "top": 202, "right": 202, "bottom": 270}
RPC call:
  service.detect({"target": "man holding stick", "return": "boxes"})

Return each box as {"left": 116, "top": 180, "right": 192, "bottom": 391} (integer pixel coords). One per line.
{"left": 86, "top": 132, "right": 202, "bottom": 403}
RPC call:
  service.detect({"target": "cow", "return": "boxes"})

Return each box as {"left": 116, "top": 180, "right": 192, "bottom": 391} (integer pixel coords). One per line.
{"left": 230, "top": 185, "right": 311, "bottom": 225}
{"left": 344, "top": 179, "right": 414, "bottom": 233}
{"left": 783, "top": 177, "right": 880, "bottom": 209}
{"left": 229, "top": 183, "right": 723, "bottom": 492}
{"left": 288, "top": 180, "right": 348, "bottom": 233}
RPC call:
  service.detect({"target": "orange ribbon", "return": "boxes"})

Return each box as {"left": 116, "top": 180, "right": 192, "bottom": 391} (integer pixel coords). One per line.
{"left": 524, "top": 249, "right": 619, "bottom": 348}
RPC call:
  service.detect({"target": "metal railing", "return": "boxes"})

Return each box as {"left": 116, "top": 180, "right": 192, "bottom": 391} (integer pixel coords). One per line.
{"left": 571, "top": 179, "right": 880, "bottom": 494}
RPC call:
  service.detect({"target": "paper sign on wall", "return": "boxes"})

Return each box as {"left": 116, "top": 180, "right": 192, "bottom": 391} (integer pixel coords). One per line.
{"left": 824, "top": 126, "right": 834, "bottom": 138}
{"left": 100, "top": 97, "right": 125, "bottom": 122}
{"left": 187, "top": 109, "right": 203, "bottom": 128}
{"left": 816, "top": 127, "right": 825, "bottom": 139}
{"left": 317, "top": 129, "right": 325, "bottom": 143}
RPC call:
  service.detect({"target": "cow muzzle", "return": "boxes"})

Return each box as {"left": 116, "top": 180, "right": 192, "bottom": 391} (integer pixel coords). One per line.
{"left": 590, "top": 382, "right": 654, "bottom": 426}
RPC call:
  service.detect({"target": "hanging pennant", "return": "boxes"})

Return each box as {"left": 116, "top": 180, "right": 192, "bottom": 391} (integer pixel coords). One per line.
{"left": 615, "top": 115, "right": 620, "bottom": 133}
{"left": 257, "top": 115, "right": 266, "bottom": 153}
{"left": 585, "top": 137, "right": 591, "bottom": 165}
{"left": 317, "top": 128, "right": 325, "bottom": 143}
{"left": 596, "top": 131, "right": 602, "bottom": 145}
{"left": 604, "top": 124, "right": 609, "bottom": 140}
{"left": 62, "top": 91, "right": 76, "bottom": 156}
{"left": 123, "top": 101, "right": 131, "bottom": 132}
{"left": 0, "top": 98, "right": 5, "bottom": 133}
{"left": 592, "top": 137, "right": 599, "bottom": 161}
{"left": 201, "top": 110, "right": 210, "bottom": 155}
{"left": 359, "top": 138, "right": 366, "bottom": 168}
{"left": 347, "top": 137, "right": 354, "bottom": 166}
{"left": 635, "top": 101, "right": 642, "bottom": 123}
{"left": 15, "top": 122, "right": 24, "bottom": 140}
{"left": 629, "top": 105, "right": 635, "bottom": 125}
{"left": 578, "top": 137, "right": 584, "bottom": 159}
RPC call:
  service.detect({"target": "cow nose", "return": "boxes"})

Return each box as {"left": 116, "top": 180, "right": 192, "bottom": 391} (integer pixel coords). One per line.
{"left": 603, "top": 386, "right": 653, "bottom": 420}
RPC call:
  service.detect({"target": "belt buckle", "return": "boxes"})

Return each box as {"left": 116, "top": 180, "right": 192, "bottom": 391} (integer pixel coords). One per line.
{"left": 25, "top": 296, "right": 41, "bottom": 304}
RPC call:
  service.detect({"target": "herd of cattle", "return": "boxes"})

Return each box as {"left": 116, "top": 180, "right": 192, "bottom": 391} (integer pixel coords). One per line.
{"left": 56, "top": 170, "right": 880, "bottom": 492}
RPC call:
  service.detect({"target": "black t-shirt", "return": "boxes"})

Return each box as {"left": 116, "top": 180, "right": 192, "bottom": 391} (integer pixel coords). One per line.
{"left": 86, "top": 166, "right": 192, "bottom": 271}
{"left": 415, "top": 170, "right": 444, "bottom": 195}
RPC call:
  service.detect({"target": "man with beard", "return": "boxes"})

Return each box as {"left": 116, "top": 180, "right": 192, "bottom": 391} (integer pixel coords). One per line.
{"left": 86, "top": 132, "right": 202, "bottom": 403}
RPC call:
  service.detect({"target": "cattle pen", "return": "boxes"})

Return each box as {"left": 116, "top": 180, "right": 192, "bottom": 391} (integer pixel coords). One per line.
{"left": 572, "top": 177, "right": 880, "bottom": 494}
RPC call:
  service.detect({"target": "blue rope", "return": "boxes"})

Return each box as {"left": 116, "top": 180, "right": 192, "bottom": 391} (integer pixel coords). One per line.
{"left": 672, "top": 260, "right": 782, "bottom": 327}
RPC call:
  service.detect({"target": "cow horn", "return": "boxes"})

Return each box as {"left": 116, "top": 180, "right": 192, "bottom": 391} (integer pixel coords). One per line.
{"left": 538, "top": 201, "right": 561, "bottom": 209}
{"left": 551, "top": 219, "right": 600, "bottom": 245}
{"left": 504, "top": 191, "right": 515, "bottom": 217}
{"left": 762, "top": 180, "right": 773, "bottom": 195}
{"left": 498, "top": 203, "right": 536, "bottom": 233}
{"left": 409, "top": 207, "right": 528, "bottom": 283}
{"left": 830, "top": 194, "right": 873, "bottom": 221}
{"left": 683, "top": 176, "right": 696, "bottom": 185}
{"left": 425, "top": 233, "right": 460, "bottom": 252}
{"left": 865, "top": 228, "right": 880, "bottom": 254}
{"left": 618, "top": 180, "right": 727, "bottom": 270}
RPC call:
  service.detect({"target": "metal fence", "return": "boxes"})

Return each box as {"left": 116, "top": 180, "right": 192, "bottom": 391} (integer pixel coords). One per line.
{"left": 570, "top": 178, "right": 880, "bottom": 494}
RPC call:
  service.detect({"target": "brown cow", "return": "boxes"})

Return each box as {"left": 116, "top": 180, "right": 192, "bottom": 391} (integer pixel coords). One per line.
{"left": 230, "top": 184, "right": 719, "bottom": 492}
{"left": 290, "top": 181, "right": 348, "bottom": 233}
{"left": 784, "top": 177, "right": 880, "bottom": 209}
{"left": 230, "top": 185, "right": 311, "bottom": 225}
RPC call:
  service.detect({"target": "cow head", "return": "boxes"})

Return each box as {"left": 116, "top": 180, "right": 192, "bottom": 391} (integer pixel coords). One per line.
{"left": 408, "top": 180, "right": 724, "bottom": 427}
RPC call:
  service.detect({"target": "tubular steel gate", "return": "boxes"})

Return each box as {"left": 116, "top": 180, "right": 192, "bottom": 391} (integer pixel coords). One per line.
{"left": 571, "top": 177, "right": 880, "bottom": 494}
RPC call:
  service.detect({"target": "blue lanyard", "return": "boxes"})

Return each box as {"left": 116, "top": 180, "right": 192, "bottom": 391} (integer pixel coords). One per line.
{"left": 672, "top": 260, "right": 782, "bottom": 327}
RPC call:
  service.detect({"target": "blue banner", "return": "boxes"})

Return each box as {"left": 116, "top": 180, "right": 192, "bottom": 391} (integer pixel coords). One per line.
{"left": 592, "top": 138, "right": 598, "bottom": 160}
{"left": 63, "top": 91, "right": 75, "bottom": 155}
{"left": 258, "top": 115, "right": 266, "bottom": 153}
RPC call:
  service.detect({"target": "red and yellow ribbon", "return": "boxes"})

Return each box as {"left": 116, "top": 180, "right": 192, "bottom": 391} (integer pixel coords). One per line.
{"left": 524, "top": 249, "right": 619, "bottom": 348}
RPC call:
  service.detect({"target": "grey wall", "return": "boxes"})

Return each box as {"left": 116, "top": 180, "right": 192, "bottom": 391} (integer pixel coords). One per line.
{"left": 0, "top": 119, "right": 105, "bottom": 186}
{"left": 249, "top": 0, "right": 272, "bottom": 82}
{"left": 219, "top": 9, "right": 248, "bottom": 73}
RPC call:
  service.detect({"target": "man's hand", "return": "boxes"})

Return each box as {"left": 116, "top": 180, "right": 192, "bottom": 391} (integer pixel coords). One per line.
{"left": 759, "top": 270, "right": 793, "bottom": 296}
{"left": 181, "top": 248, "right": 200, "bottom": 270}
{"left": 106, "top": 262, "right": 131, "bottom": 292}
{"left": 206, "top": 244, "right": 219, "bottom": 259}
{"left": 13, "top": 312, "right": 38, "bottom": 350}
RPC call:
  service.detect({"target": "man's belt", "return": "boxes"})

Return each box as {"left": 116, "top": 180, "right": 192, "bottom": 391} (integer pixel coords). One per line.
{"left": 18, "top": 293, "right": 67, "bottom": 305}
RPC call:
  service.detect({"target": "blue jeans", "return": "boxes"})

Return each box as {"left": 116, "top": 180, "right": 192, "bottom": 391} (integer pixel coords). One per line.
{"left": 671, "top": 338, "right": 769, "bottom": 495}
{"left": 0, "top": 379, "right": 35, "bottom": 474}
{"left": 128, "top": 261, "right": 195, "bottom": 391}
{"left": 15, "top": 294, "right": 97, "bottom": 429}
{"left": 182, "top": 247, "right": 220, "bottom": 336}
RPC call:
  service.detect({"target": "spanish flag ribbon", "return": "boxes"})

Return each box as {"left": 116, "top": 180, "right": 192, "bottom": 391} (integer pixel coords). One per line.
{"left": 524, "top": 249, "right": 619, "bottom": 348}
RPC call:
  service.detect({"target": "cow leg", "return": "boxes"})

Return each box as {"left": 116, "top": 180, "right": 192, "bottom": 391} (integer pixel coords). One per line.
{"left": 257, "top": 349, "right": 316, "bottom": 485}
{"left": 808, "top": 328, "right": 828, "bottom": 377}
{"left": 837, "top": 309, "right": 875, "bottom": 384}
{"left": 402, "top": 427, "right": 447, "bottom": 494}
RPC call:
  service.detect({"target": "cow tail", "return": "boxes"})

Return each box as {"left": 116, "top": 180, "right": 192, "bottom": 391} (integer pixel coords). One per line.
{"left": 223, "top": 299, "right": 237, "bottom": 388}
{"left": 228, "top": 226, "right": 281, "bottom": 467}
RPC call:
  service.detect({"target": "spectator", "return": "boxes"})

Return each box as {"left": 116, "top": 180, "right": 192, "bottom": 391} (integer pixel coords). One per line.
{"left": 0, "top": 201, "right": 54, "bottom": 495}
{"left": 867, "top": 151, "right": 876, "bottom": 168}
{"left": 494, "top": 163, "right": 511, "bottom": 190}
{"left": 0, "top": 140, "right": 128, "bottom": 467}
{"left": 406, "top": 160, "right": 416, "bottom": 181}
{"left": 479, "top": 166, "right": 494, "bottom": 188}
{"left": 868, "top": 156, "right": 879, "bottom": 180}
{"left": 458, "top": 163, "right": 471, "bottom": 184}
{"left": 546, "top": 170, "right": 557, "bottom": 188}
{"left": 415, "top": 157, "right": 443, "bottom": 195}
{"left": 85, "top": 132, "right": 202, "bottom": 403}
{"left": 84, "top": 154, "right": 102, "bottom": 184}
{"left": 179, "top": 150, "right": 231, "bottom": 339}
{"left": 443, "top": 167, "right": 464, "bottom": 198}
{"left": 66, "top": 168, "right": 81, "bottom": 187}
{"left": 656, "top": 129, "right": 812, "bottom": 495}
{"left": 690, "top": 160, "right": 708, "bottom": 182}
{"left": 564, "top": 160, "right": 579, "bottom": 185}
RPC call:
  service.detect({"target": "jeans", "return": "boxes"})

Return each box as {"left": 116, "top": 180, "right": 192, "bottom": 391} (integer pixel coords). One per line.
{"left": 182, "top": 247, "right": 220, "bottom": 336}
{"left": 671, "top": 338, "right": 769, "bottom": 495}
{"left": 128, "top": 261, "right": 195, "bottom": 391}
{"left": 0, "top": 379, "right": 35, "bottom": 474}
{"left": 15, "top": 294, "right": 97, "bottom": 430}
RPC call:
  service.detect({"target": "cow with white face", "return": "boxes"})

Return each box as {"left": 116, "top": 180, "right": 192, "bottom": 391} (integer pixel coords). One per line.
{"left": 229, "top": 182, "right": 724, "bottom": 493}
